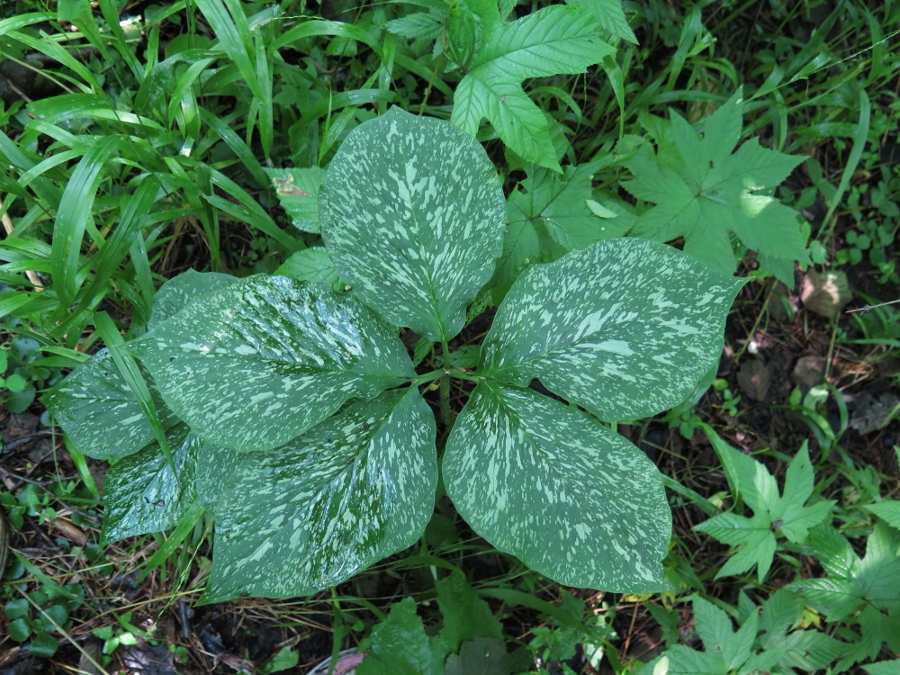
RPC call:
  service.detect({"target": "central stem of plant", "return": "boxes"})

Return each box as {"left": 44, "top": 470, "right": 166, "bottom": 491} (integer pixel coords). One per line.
{"left": 440, "top": 340, "right": 452, "bottom": 428}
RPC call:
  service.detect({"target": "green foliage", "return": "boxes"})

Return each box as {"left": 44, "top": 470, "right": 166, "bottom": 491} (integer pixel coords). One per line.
{"left": 45, "top": 108, "right": 741, "bottom": 603}
{"left": 694, "top": 440, "right": 835, "bottom": 582}
{"left": 622, "top": 90, "right": 808, "bottom": 285}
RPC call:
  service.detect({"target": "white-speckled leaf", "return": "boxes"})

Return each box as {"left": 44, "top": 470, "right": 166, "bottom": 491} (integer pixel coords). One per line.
{"left": 320, "top": 107, "right": 506, "bottom": 342}
{"left": 101, "top": 424, "right": 199, "bottom": 544}
{"left": 130, "top": 276, "right": 415, "bottom": 453}
{"left": 195, "top": 442, "right": 239, "bottom": 516}
{"left": 481, "top": 238, "right": 745, "bottom": 421}
{"left": 148, "top": 269, "right": 236, "bottom": 329}
{"left": 41, "top": 349, "right": 180, "bottom": 460}
{"left": 444, "top": 382, "right": 670, "bottom": 591}
{"left": 199, "top": 387, "right": 437, "bottom": 603}
{"left": 265, "top": 166, "right": 327, "bottom": 233}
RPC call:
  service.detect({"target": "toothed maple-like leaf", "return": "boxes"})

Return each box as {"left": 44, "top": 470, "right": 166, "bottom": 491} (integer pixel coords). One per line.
{"left": 451, "top": 5, "right": 614, "bottom": 171}
{"left": 622, "top": 89, "right": 808, "bottom": 285}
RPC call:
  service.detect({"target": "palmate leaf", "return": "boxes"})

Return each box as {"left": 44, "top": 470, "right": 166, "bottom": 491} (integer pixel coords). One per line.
{"left": 622, "top": 90, "right": 808, "bottom": 285}
{"left": 101, "top": 424, "right": 200, "bottom": 544}
{"left": 275, "top": 247, "right": 342, "bottom": 290}
{"left": 41, "top": 348, "right": 180, "bottom": 460}
{"left": 357, "top": 598, "right": 446, "bottom": 675}
{"left": 566, "top": 0, "right": 636, "bottom": 43}
{"left": 131, "top": 276, "right": 414, "bottom": 453}
{"left": 199, "top": 388, "right": 436, "bottom": 604}
{"left": 481, "top": 237, "right": 745, "bottom": 422}
{"left": 696, "top": 441, "right": 835, "bottom": 582}
{"left": 451, "top": 5, "right": 614, "bottom": 170}
{"left": 795, "top": 523, "right": 900, "bottom": 623}
{"left": 320, "top": 107, "right": 505, "bottom": 342}
{"left": 493, "top": 163, "right": 629, "bottom": 301}
{"left": 444, "top": 382, "right": 670, "bottom": 592}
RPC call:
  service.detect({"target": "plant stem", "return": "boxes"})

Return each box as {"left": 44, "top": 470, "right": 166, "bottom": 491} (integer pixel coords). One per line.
{"left": 440, "top": 340, "right": 452, "bottom": 428}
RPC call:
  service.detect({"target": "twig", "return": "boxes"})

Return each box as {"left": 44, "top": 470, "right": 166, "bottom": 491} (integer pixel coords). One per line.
{"left": 846, "top": 298, "right": 900, "bottom": 313}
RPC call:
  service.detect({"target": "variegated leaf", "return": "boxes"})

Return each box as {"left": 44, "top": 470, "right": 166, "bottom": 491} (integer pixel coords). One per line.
{"left": 130, "top": 276, "right": 415, "bottom": 453}
{"left": 199, "top": 388, "right": 437, "bottom": 603}
{"left": 195, "top": 442, "right": 239, "bottom": 516}
{"left": 320, "top": 107, "right": 506, "bottom": 342}
{"left": 101, "top": 424, "right": 199, "bottom": 544}
{"left": 264, "top": 166, "right": 327, "bottom": 233}
{"left": 480, "top": 238, "right": 745, "bottom": 421}
{"left": 444, "top": 382, "right": 670, "bottom": 592}
{"left": 41, "top": 348, "right": 180, "bottom": 460}
{"left": 148, "top": 269, "right": 236, "bottom": 329}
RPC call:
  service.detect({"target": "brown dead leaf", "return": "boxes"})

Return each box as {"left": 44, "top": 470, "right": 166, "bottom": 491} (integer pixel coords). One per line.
{"left": 792, "top": 355, "right": 827, "bottom": 388}
{"left": 737, "top": 359, "right": 772, "bottom": 401}
{"left": 800, "top": 270, "right": 851, "bottom": 319}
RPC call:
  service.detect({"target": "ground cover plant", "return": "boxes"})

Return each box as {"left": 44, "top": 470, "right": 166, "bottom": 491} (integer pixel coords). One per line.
{"left": 1, "top": 0, "right": 899, "bottom": 673}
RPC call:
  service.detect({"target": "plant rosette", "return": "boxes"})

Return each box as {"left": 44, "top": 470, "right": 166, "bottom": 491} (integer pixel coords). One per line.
{"left": 44, "top": 108, "right": 745, "bottom": 603}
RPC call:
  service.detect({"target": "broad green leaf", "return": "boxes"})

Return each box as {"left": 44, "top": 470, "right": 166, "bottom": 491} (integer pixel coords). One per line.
{"left": 863, "top": 661, "right": 900, "bottom": 675}
{"left": 692, "top": 596, "right": 756, "bottom": 672}
{"left": 132, "top": 276, "right": 414, "bottom": 453}
{"left": 194, "top": 442, "right": 239, "bottom": 516}
{"left": 436, "top": 573, "right": 503, "bottom": 652}
{"left": 444, "top": 382, "right": 670, "bottom": 592}
{"left": 357, "top": 598, "right": 445, "bottom": 675}
{"left": 7, "top": 618, "right": 30, "bottom": 642}
{"left": 28, "top": 631, "right": 59, "bottom": 658}
{"left": 623, "top": 90, "right": 808, "bottom": 285}
{"left": 200, "top": 389, "right": 436, "bottom": 603}
{"left": 148, "top": 269, "right": 236, "bottom": 329}
{"left": 264, "top": 166, "right": 327, "bottom": 233}
{"left": 320, "top": 107, "right": 505, "bottom": 342}
{"left": 776, "top": 629, "right": 846, "bottom": 671}
{"left": 101, "top": 425, "right": 199, "bottom": 544}
{"left": 481, "top": 238, "right": 744, "bottom": 421}
{"left": 444, "top": 638, "right": 510, "bottom": 675}
{"left": 864, "top": 501, "right": 900, "bottom": 531}
{"left": 451, "top": 5, "right": 614, "bottom": 170}
{"left": 42, "top": 349, "right": 179, "bottom": 460}
{"left": 566, "top": 0, "right": 637, "bottom": 43}
{"left": 275, "top": 248, "right": 342, "bottom": 290}
{"left": 386, "top": 12, "right": 444, "bottom": 41}
{"left": 638, "top": 645, "right": 724, "bottom": 675}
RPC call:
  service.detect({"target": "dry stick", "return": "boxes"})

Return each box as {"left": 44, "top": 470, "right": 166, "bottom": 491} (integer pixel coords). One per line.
{"left": 0, "top": 195, "right": 44, "bottom": 289}
{"left": 846, "top": 298, "right": 900, "bottom": 313}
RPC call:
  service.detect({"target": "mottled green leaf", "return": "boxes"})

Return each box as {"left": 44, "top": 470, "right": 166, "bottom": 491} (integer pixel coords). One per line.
{"left": 200, "top": 388, "right": 437, "bottom": 603}
{"left": 320, "top": 107, "right": 505, "bottom": 342}
{"left": 195, "top": 442, "right": 239, "bottom": 516}
{"left": 264, "top": 166, "right": 327, "bottom": 233}
{"left": 131, "top": 276, "right": 415, "bottom": 453}
{"left": 101, "top": 425, "right": 199, "bottom": 544}
{"left": 275, "top": 247, "right": 341, "bottom": 290}
{"left": 358, "top": 597, "right": 446, "bottom": 675}
{"left": 444, "top": 382, "right": 670, "bottom": 592}
{"left": 148, "top": 269, "right": 236, "bottom": 329}
{"left": 481, "top": 238, "right": 745, "bottom": 421}
{"left": 42, "top": 349, "right": 179, "bottom": 460}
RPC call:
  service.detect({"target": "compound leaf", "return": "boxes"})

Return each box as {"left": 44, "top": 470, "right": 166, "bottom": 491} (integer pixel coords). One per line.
{"left": 481, "top": 237, "right": 744, "bottom": 421}
{"left": 200, "top": 388, "right": 436, "bottom": 603}
{"left": 864, "top": 501, "right": 900, "bottom": 531}
{"left": 42, "top": 348, "right": 179, "bottom": 460}
{"left": 320, "top": 107, "right": 505, "bottom": 342}
{"left": 436, "top": 573, "right": 503, "bottom": 653}
{"left": 101, "top": 424, "right": 199, "bottom": 544}
{"left": 622, "top": 90, "right": 808, "bottom": 284}
{"left": 451, "top": 5, "right": 614, "bottom": 170}
{"left": 132, "top": 276, "right": 414, "bottom": 453}
{"left": 444, "top": 382, "right": 670, "bottom": 592}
